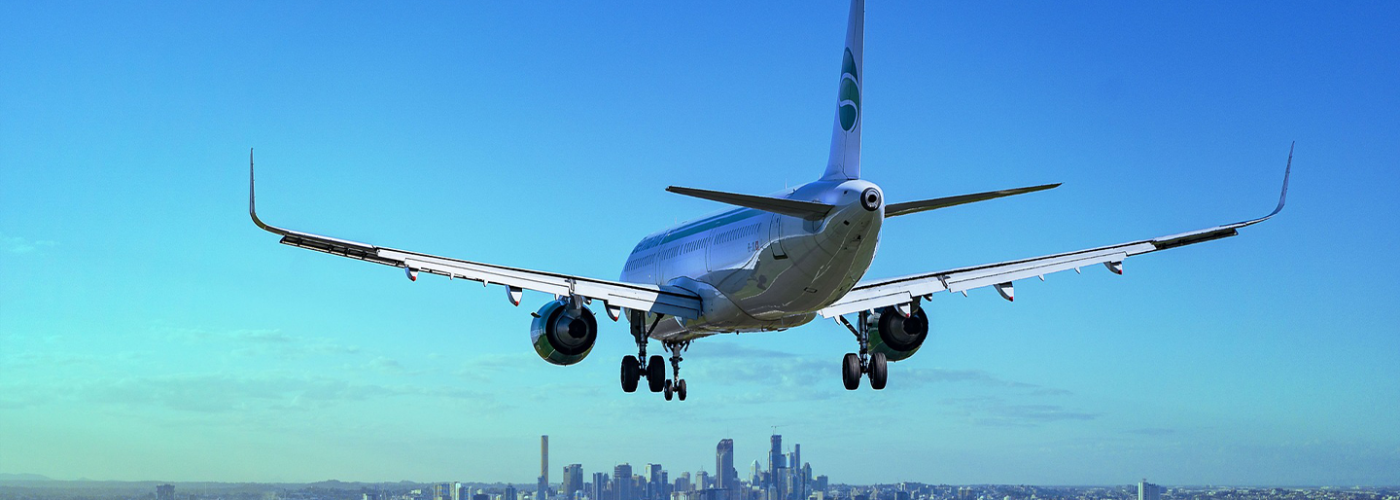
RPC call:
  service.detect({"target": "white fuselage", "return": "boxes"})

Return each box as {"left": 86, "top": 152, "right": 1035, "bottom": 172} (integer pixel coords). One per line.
{"left": 620, "top": 179, "right": 884, "bottom": 341}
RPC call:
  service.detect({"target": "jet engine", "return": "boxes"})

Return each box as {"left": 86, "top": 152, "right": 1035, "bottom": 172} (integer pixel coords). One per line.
{"left": 530, "top": 298, "right": 599, "bottom": 366}
{"left": 864, "top": 306, "right": 929, "bottom": 362}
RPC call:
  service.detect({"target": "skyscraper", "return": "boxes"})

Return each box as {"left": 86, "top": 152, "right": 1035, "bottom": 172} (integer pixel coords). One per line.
{"left": 715, "top": 439, "right": 735, "bottom": 491}
{"left": 592, "top": 472, "right": 609, "bottom": 500}
{"left": 614, "top": 464, "right": 633, "bottom": 500}
{"left": 540, "top": 436, "right": 551, "bottom": 500}
{"left": 505, "top": 485, "right": 518, "bottom": 500}
{"left": 565, "top": 464, "right": 585, "bottom": 499}
{"left": 696, "top": 470, "right": 709, "bottom": 491}
{"left": 648, "top": 464, "right": 665, "bottom": 500}
{"left": 1138, "top": 480, "right": 1163, "bottom": 500}
{"left": 768, "top": 435, "right": 783, "bottom": 480}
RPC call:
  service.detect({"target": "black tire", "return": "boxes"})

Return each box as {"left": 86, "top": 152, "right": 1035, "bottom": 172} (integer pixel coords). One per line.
{"left": 621, "top": 355, "right": 639, "bottom": 393}
{"left": 677, "top": 379, "right": 687, "bottom": 401}
{"left": 647, "top": 355, "right": 666, "bottom": 392}
{"left": 842, "top": 353, "right": 861, "bottom": 390}
{"left": 869, "top": 352, "right": 888, "bottom": 390}
{"left": 664, "top": 379, "right": 673, "bottom": 401}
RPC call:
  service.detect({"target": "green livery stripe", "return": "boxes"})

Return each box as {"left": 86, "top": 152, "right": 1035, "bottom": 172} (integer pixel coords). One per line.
{"left": 660, "top": 208, "right": 761, "bottom": 245}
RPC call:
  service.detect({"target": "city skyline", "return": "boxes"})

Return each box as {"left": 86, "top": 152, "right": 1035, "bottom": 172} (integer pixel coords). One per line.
{"left": 3, "top": 0, "right": 1398, "bottom": 487}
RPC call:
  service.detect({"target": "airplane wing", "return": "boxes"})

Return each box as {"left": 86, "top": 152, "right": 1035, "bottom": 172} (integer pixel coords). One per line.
{"left": 247, "top": 151, "right": 702, "bottom": 320}
{"left": 819, "top": 146, "right": 1294, "bottom": 318}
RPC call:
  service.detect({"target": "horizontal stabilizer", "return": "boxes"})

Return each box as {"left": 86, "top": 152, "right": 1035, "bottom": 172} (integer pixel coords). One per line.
{"left": 885, "top": 183, "right": 1061, "bottom": 217}
{"left": 666, "top": 186, "right": 835, "bottom": 220}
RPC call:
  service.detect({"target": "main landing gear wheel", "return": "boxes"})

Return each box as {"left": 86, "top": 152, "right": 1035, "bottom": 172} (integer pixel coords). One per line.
{"left": 676, "top": 379, "right": 687, "bottom": 401}
{"left": 868, "top": 352, "right": 888, "bottom": 390}
{"left": 621, "top": 355, "right": 639, "bottom": 393}
{"left": 836, "top": 308, "right": 907, "bottom": 390}
{"left": 647, "top": 355, "right": 666, "bottom": 392}
{"left": 842, "top": 353, "right": 861, "bottom": 390}
{"left": 663, "top": 379, "right": 673, "bottom": 401}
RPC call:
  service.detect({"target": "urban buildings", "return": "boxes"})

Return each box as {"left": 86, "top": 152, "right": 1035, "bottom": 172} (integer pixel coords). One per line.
{"left": 563, "top": 464, "right": 584, "bottom": 500}
{"left": 1138, "top": 480, "right": 1162, "bottom": 500}
{"left": 716, "top": 439, "right": 736, "bottom": 493}
{"left": 539, "top": 436, "right": 550, "bottom": 500}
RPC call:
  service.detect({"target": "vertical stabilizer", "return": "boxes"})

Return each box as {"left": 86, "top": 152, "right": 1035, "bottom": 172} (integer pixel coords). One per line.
{"left": 822, "top": 0, "right": 865, "bottom": 181}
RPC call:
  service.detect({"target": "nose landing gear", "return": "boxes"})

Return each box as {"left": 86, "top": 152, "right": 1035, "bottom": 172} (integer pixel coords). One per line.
{"left": 662, "top": 341, "right": 689, "bottom": 401}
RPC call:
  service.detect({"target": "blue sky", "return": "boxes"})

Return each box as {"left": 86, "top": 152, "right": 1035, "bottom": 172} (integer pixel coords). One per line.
{"left": 2, "top": 0, "right": 1398, "bottom": 487}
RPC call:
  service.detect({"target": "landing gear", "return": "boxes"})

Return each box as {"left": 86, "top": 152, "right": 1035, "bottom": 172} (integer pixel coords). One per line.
{"left": 647, "top": 355, "right": 666, "bottom": 392}
{"left": 621, "top": 311, "right": 688, "bottom": 400}
{"left": 868, "top": 352, "right": 887, "bottom": 390}
{"left": 842, "top": 353, "right": 861, "bottom": 390}
{"left": 665, "top": 341, "right": 688, "bottom": 401}
{"left": 836, "top": 309, "right": 892, "bottom": 390}
{"left": 621, "top": 355, "right": 640, "bottom": 393}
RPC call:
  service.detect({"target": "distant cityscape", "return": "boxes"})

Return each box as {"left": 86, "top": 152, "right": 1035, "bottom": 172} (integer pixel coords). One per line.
{"left": 1, "top": 435, "right": 1395, "bottom": 500}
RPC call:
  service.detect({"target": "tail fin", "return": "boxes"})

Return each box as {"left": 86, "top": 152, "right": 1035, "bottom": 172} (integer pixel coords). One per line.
{"left": 822, "top": 0, "right": 865, "bottom": 181}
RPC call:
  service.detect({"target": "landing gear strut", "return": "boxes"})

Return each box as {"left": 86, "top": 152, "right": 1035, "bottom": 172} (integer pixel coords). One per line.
{"left": 837, "top": 309, "right": 889, "bottom": 390}
{"left": 621, "top": 310, "right": 664, "bottom": 393}
{"left": 662, "top": 341, "right": 689, "bottom": 401}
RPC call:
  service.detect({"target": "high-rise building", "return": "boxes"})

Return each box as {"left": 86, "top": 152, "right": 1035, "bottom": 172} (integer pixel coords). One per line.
{"left": 813, "top": 476, "right": 827, "bottom": 494}
{"left": 157, "top": 485, "right": 175, "bottom": 500}
{"left": 750, "top": 461, "right": 761, "bottom": 486}
{"left": 540, "top": 436, "right": 551, "bottom": 500}
{"left": 562, "top": 464, "right": 584, "bottom": 499}
{"left": 614, "top": 464, "right": 634, "bottom": 500}
{"left": 593, "top": 472, "right": 610, "bottom": 500}
{"left": 1138, "top": 480, "right": 1162, "bottom": 500}
{"left": 715, "top": 439, "right": 735, "bottom": 491}
{"left": 674, "top": 472, "right": 691, "bottom": 493}
{"left": 453, "top": 483, "right": 466, "bottom": 500}
{"left": 768, "top": 435, "right": 784, "bottom": 481}
{"left": 505, "top": 485, "right": 518, "bottom": 500}
{"left": 435, "top": 484, "right": 452, "bottom": 500}
{"left": 647, "top": 464, "right": 665, "bottom": 500}
{"left": 695, "top": 470, "right": 709, "bottom": 491}
{"left": 800, "top": 464, "right": 811, "bottom": 499}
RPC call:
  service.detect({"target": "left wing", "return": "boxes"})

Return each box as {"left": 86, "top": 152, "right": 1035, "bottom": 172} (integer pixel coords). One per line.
{"left": 248, "top": 151, "right": 701, "bottom": 320}
{"left": 820, "top": 146, "right": 1293, "bottom": 318}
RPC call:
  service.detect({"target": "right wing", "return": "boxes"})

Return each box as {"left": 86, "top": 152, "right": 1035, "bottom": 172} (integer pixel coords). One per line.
{"left": 248, "top": 151, "right": 701, "bottom": 320}
{"left": 821, "top": 145, "right": 1294, "bottom": 318}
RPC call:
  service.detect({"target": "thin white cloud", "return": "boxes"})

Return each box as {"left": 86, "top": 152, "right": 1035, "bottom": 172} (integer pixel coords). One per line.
{"left": 0, "top": 233, "right": 57, "bottom": 255}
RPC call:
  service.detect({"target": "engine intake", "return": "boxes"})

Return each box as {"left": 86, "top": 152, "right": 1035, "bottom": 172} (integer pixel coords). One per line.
{"left": 864, "top": 306, "right": 929, "bottom": 362}
{"left": 530, "top": 299, "right": 599, "bottom": 366}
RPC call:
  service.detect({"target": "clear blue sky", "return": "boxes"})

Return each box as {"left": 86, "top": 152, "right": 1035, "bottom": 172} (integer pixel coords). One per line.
{"left": 2, "top": 0, "right": 1398, "bottom": 487}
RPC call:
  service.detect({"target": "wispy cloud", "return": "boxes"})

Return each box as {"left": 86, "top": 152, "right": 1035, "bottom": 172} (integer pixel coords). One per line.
{"left": 938, "top": 396, "right": 1099, "bottom": 427}
{"left": 53, "top": 371, "right": 498, "bottom": 414}
{"left": 158, "top": 326, "right": 360, "bottom": 359}
{"left": 0, "top": 233, "right": 57, "bottom": 255}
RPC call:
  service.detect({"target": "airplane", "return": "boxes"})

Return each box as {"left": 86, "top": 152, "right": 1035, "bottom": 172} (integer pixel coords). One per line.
{"left": 249, "top": 0, "right": 1292, "bottom": 401}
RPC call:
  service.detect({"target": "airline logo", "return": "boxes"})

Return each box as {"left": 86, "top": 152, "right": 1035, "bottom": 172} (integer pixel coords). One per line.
{"left": 838, "top": 48, "right": 860, "bottom": 132}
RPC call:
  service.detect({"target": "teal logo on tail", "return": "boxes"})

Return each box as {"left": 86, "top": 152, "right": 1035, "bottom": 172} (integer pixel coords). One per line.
{"left": 838, "top": 48, "right": 860, "bottom": 132}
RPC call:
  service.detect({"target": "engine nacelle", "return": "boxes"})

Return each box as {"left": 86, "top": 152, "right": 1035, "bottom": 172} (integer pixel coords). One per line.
{"left": 530, "top": 299, "right": 599, "bottom": 366}
{"left": 864, "top": 306, "right": 929, "bottom": 362}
